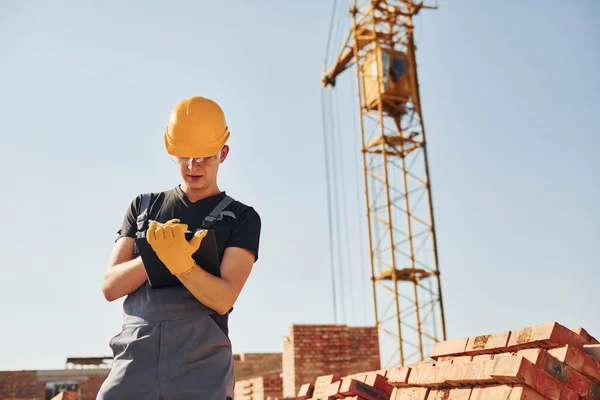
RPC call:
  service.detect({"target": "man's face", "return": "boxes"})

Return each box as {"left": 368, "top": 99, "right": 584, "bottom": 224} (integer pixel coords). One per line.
{"left": 176, "top": 145, "right": 229, "bottom": 191}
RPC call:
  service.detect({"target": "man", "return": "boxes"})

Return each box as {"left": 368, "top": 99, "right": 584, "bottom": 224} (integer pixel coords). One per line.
{"left": 98, "top": 96, "right": 261, "bottom": 400}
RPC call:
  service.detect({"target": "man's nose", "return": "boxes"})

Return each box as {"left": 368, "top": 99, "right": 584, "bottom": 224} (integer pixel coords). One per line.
{"left": 187, "top": 159, "right": 202, "bottom": 170}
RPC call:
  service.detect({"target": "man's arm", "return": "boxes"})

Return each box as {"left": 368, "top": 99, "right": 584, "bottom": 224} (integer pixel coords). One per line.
{"left": 177, "top": 246, "right": 256, "bottom": 315}
{"left": 101, "top": 237, "right": 148, "bottom": 302}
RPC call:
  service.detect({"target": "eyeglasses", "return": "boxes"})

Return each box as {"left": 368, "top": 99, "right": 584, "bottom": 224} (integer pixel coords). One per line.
{"left": 175, "top": 151, "right": 221, "bottom": 168}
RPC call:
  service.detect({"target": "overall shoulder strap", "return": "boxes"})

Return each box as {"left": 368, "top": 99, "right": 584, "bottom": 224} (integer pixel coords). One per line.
{"left": 133, "top": 193, "right": 154, "bottom": 256}
{"left": 136, "top": 193, "right": 153, "bottom": 233}
{"left": 200, "top": 195, "right": 234, "bottom": 229}
{"left": 203, "top": 195, "right": 236, "bottom": 317}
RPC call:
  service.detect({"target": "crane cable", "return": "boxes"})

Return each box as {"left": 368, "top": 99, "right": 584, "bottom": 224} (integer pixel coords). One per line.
{"left": 348, "top": 58, "right": 369, "bottom": 325}
{"left": 322, "top": 0, "right": 367, "bottom": 326}
{"left": 322, "top": 0, "right": 340, "bottom": 324}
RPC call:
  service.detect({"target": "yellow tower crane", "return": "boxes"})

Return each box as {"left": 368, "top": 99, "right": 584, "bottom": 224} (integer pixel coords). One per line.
{"left": 321, "top": 0, "right": 446, "bottom": 368}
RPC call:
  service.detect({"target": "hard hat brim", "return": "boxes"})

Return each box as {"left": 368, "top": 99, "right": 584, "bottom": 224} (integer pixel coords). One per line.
{"left": 164, "top": 129, "right": 230, "bottom": 158}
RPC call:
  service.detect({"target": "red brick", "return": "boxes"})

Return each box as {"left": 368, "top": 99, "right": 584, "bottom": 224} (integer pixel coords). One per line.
{"left": 584, "top": 344, "right": 600, "bottom": 361}
{"left": 572, "top": 327, "right": 600, "bottom": 344}
{"left": 506, "top": 321, "right": 587, "bottom": 351}
{"left": 391, "top": 386, "right": 429, "bottom": 400}
{"left": 465, "top": 331, "right": 511, "bottom": 355}
{"left": 297, "top": 383, "right": 315, "bottom": 399}
{"left": 490, "top": 355, "right": 579, "bottom": 400}
{"left": 549, "top": 344, "right": 600, "bottom": 383}
{"left": 430, "top": 338, "right": 469, "bottom": 360}
{"left": 471, "top": 354, "right": 495, "bottom": 363}
{"left": 518, "top": 347, "right": 600, "bottom": 399}
{"left": 312, "top": 375, "right": 342, "bottom": 399}
{"left": 386, "top": 367, "right": 411, "bottom": 387}
{"left": 445, "top": 357, "right": 496, "bottom": 387}
{"left": 347, "top": 372, "right": 368, "bottom": 383}
{"left": 472, "top": 357, "right": 497, "bottom": 382}
{"left": 507, "top": 385, "right": 549, "bottom": 400}
{"left": 433, "top": 358, "right": 453, "bottom": 366}
{"left": 470, "top": 384, "right": 546, "bottom": 400}
{"left": 431, "top": 355, "right": 471, "bottom": 367}
{"left": 443, "top": 361, "right": 469, "bottom": 387}
{"left": 470, "top": 384, "right": 512, "bottom": 399}
{"left": 406, "top": 363, "right": 436, "bottom": 387}
{"left": 364, "top": 372, "right": 393, "bottom": 396}
{"left": 322, "top": 380, "right": 343, "bottom": 398}
{"left": 337, "top": 378, "right": 388, "bottom": 400}
{"left": 427, "top": 387, "right": 472, "bottom": 400}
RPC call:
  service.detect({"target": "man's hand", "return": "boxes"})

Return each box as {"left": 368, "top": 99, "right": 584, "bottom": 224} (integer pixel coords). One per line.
{"left": 146, "top": 219, "right": 208, "bottom": 275}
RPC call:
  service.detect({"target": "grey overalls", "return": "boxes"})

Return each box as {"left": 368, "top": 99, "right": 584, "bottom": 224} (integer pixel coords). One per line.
{"left": 97, "top": 195, "right": 235, "bottom": 400}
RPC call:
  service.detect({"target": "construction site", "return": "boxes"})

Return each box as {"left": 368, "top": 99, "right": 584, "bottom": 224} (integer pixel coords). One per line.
{"left": 1, "top": 1, "right": 597, "bottom": 400}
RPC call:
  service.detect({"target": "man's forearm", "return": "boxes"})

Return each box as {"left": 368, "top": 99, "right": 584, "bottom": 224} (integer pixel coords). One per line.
{"left": 102, "top": 257, "right": 148, "bottom": 301}
{"left": 178, "top": 263, "right": 235, "bottom": 315}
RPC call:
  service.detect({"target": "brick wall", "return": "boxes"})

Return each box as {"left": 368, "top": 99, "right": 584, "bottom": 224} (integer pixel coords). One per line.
{"left": 0, "top": 371, "right": 45, "bottom": 399}
{"left": 233, "top": 353, "right": 282, "bottom": 381}
{"left": 233, "top": 374, "right": 283, "bottom": 399}
{"left": 1, "top": 325, "right": 378, "bottom": 400}
{"left": 348, "top": 326, "right": 381, "bottom": 374}
{"left": 282, "top": 325, "right": 349, "bottom": 398}
{"left": 1, "top": 353, "right": 281, "bottom": 399}
{"left": 0, "top": 370, "right": 110, "bottom": 400}
{"left": 281, "top": 324, "right": 380, "bottom": 398}
{"left": 281, "top": 338, "right": 295, "bottom": 398}
{"left": 77, "top": 377, "right": 106, "bottom": 400}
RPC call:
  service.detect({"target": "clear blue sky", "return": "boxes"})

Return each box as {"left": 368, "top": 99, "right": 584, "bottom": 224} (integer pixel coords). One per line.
{"left": 0, "top": 1, "right": 598, "bottom": 370}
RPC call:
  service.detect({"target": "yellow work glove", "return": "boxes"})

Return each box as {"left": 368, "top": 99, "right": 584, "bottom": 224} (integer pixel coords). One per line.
{"left": 146, "top": 219, "right": 208, "bottom": 276}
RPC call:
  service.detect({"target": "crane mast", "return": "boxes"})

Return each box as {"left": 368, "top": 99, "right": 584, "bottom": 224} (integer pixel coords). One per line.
{"left": 321, "top": 0, "right": 446, "bottom": 367}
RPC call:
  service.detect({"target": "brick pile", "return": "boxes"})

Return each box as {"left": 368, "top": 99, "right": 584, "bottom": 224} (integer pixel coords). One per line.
{"left": 288, "top": 321, "right": 600, "bottom": 400}
{"left": 295, "top": 371, "right": 393, "bottom": 400}
{"left": 234, "top": 375, "right": 284, "bottom": 400}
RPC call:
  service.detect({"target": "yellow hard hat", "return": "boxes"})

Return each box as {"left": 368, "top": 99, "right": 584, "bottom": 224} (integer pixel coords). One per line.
{"left": 164, "top": 96, "right": 231, "bottom": 158}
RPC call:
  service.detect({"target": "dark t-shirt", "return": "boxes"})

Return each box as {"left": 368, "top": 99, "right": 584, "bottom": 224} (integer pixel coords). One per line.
{"left": 116, "top": 185, "right": 261, "bottom": 335}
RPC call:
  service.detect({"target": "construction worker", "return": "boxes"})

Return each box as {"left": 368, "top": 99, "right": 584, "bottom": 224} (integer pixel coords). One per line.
{"left": 97, "top": 96, "right": 261, "bottom": 400}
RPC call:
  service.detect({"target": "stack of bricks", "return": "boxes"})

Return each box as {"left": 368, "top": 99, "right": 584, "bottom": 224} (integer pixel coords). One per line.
{"left": 234, "top": 375, "right": 284, "bottom": 400}
{"left": 295, "top": 370, "right": 394, "bottom": 400}
{"left": 282, "top": 324, "right": 380, "bottom": 398}
{"left": 288, "top": 321, "right": 600, "bottom": 400}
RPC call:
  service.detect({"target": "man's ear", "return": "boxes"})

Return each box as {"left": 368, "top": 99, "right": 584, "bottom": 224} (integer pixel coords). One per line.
{"left": 220, "top": 145, "right": 230, "bottom": 162}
